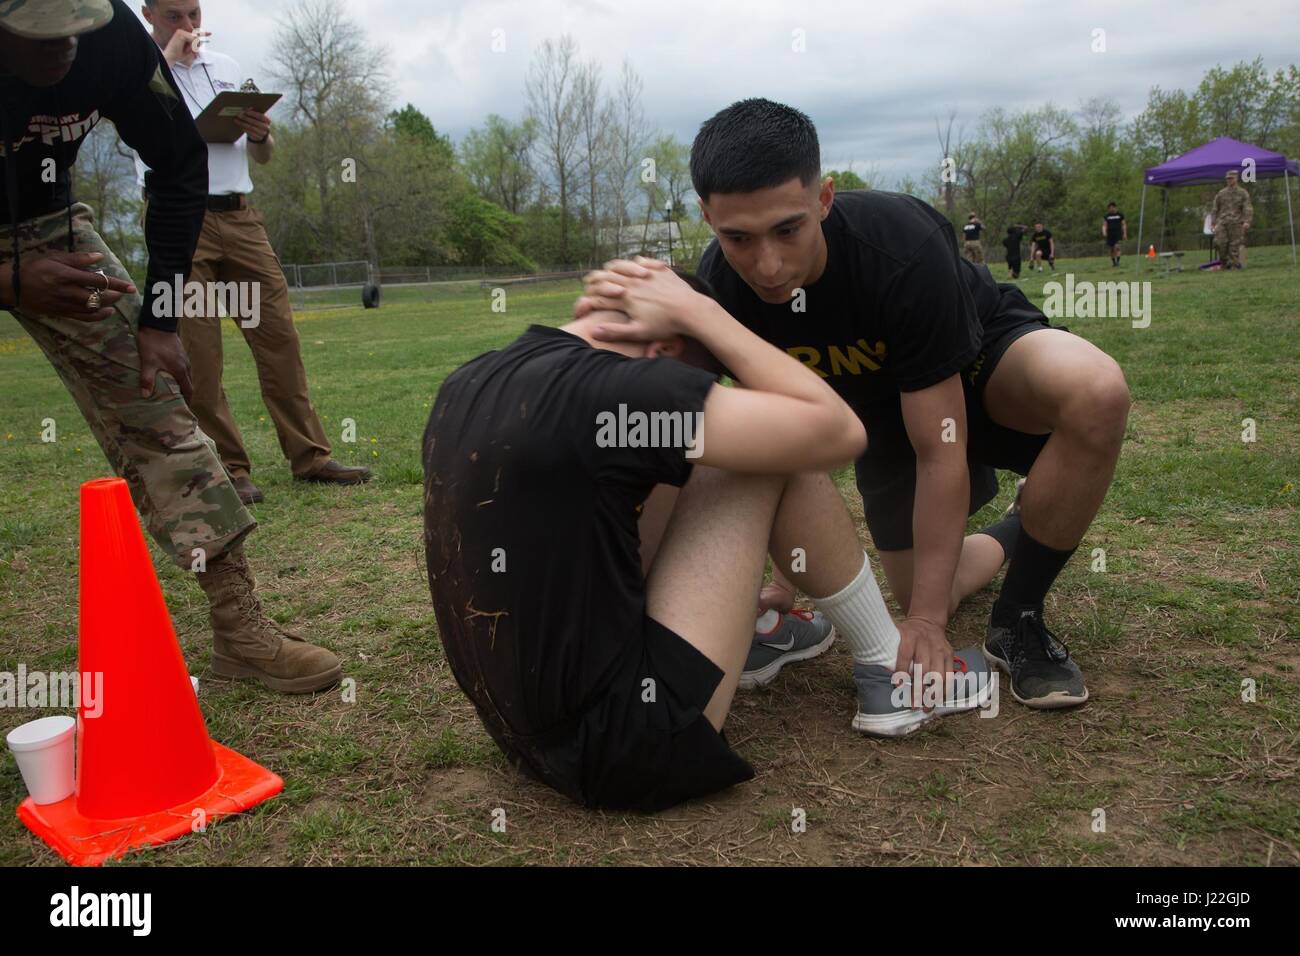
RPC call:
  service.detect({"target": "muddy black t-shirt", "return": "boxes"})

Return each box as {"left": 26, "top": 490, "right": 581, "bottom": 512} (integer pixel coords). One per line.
{"left": 1032, "top": 229, "right": 1053, "bottom": 251}
{"left": 697, "top": 189, "right": 995, "bottom": 464}
{"left": 423, "top": 325, "right": 717, "bottom": 737}
{"left": 962, "top": 221, "right": 983, "bottom": 241}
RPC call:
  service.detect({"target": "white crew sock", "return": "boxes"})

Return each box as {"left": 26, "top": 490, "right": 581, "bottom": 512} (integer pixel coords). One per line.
{"left": 811, "top": 551, "right": 899, "bottom": 668}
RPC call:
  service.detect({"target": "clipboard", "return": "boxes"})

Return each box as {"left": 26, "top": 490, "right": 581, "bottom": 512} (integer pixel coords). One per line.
{"left": 194, "top": 90, "right": 283, "bottom": 144}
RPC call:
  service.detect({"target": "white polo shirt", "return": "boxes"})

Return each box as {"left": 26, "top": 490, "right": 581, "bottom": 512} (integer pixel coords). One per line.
{"left": 134, "top": 46, "right": 256, "bottom": 196}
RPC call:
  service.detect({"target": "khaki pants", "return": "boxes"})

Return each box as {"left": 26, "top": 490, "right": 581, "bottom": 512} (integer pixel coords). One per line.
{"left": 963, "top": 239, "right": 984, "bottom": 264}
{"left": 183, "top": 203, "right": 332, "bottom": 479}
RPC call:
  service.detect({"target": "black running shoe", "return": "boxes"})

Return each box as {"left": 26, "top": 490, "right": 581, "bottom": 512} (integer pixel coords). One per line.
{"left": 984, "top": 607, "right": 1088, "bottom": 709}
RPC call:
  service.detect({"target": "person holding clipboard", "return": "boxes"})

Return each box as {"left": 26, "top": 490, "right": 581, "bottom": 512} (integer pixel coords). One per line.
{"left": 136, "top": 0, "right": 371, "bottom": 505}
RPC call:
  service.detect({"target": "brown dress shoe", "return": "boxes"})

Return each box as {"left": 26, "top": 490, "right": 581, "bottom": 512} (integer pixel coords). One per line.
{"left": 297, "top": 459, "right": 373, "bottom": 486}
{"left": 195, "top": 544, "right": 342, "bottom": 694}
{"left": 232, "top": 474, "right": 264, "bottom": 505}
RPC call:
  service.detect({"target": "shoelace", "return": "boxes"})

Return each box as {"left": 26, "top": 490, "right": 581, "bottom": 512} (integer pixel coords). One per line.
{"left": 1017, "top": 610, "right": 1071, "bottom": 664}
{"left": 212, "top": 559, "right": 296, "bottom": 646}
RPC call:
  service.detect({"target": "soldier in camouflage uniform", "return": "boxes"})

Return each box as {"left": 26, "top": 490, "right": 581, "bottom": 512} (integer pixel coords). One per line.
{"left": 1, "top": 0, "right": 340, "bottom": 693}
{"left": 1212, "top": 170, "right": 1253, "bottom": 270}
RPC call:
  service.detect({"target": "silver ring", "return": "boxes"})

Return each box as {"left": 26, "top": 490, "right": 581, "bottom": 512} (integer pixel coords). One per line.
{"left": 94, "top": 269, "right": 109, "bottom": 290}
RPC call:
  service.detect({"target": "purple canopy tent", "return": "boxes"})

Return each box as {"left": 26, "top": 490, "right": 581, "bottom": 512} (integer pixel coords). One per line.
{"left": 1137, "top": 137, "right": 1298, "bottom": 272}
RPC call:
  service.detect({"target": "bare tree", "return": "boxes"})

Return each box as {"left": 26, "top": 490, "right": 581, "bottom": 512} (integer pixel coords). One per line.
{"left": 268, "top": 0, "right": 390, "bottom": 260}
{"left": 573, "top": 58, "right": 612, "bottom": 265}
{"left": 935, "top": 108, "right": 960, "bottom": 217}
{"left": 525, "top": 35, "right": 582, "bottom": 265}
{"left": 605, "top": 59, "right": 649, "bottom": 259}
{"left": 971, "top": 105, "right": 1075, "bottom": 226}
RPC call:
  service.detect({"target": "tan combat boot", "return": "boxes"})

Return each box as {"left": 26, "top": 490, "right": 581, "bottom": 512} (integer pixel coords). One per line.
{"left": 195, "top": 544, "right": 342, "bottom": 694}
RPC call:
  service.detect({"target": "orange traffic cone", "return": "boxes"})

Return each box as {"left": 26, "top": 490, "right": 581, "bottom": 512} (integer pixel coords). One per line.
{"left": 1147, "top": 244, "right": 1157, "bottom": 258}
{"left": 16, "top": 478, "right": 283, "bottom": 865}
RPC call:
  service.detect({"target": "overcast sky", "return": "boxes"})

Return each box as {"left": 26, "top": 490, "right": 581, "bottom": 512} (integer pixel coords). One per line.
{"left": 135, "top": 0, "right": 1296, "bottom": 188}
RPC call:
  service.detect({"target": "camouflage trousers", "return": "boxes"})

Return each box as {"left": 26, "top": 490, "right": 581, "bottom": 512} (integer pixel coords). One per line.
{"left": 1, "top": 203, "right": 255, "bottom": 568}
{"left": 962, "top": 240, "right": 985, "bottom": 264}
{"left": 1214, "top": 221, "right": 1246, "bottom": 269}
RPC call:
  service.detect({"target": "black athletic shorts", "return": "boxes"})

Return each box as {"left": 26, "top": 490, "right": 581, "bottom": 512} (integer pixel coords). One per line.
{"left": 482, "top": 616, "right": 755, "bottom": 813}
{"left": 854, "top": 284, "right": 1060, "bottom": 552}
{"left": 1106, "top": 234, "right": 1123, "bottom": 248}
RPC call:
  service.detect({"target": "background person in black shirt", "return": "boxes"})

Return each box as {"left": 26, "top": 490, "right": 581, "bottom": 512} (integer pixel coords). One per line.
{"left": 1003, "top": 223, "right": 1028, "bottom": 279}
{"left": 1029, "top": 222, "right": 1055, "bottom": 270}
{"left": 961, "top": 212, "right": 985, "bottom": 264}
{"left": 600, "top": 98, "right": 1131, "bottom": 711}
{"left": 1102, "top": 202, "right": 1127, "bottom": 266}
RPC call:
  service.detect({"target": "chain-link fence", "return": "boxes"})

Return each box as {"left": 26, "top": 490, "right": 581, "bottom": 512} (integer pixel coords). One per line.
{"left": 280, "top": 261, "right": 600, "bottom": 290}
{"left": 281, "top": 261, "right": 373, "bottom": 289}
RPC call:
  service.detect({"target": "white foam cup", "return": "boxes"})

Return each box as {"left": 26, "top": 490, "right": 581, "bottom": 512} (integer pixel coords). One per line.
{"left": 5, "top": 716, "right": 76, "bottom": 805}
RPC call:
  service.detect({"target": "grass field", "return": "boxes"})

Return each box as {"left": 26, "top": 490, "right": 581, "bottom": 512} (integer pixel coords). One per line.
{"left": 1, "top": 247, "right": 1297, "bottom": 866}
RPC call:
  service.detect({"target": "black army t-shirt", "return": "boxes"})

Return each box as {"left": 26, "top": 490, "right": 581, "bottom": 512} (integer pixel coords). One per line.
{"left": 1104, "top": 211, "right": 1125, "bottom": 238}
{"left": 423, "top": 325, "right": 718, "bottom": 738}
{"left": 1032, "top": 228, "right": 1053, "bottom": 250}
{"left": 1004, "top": 228, "right": 1025, "bottom": 258}
{"left": 698, "top": 189, "right": 996, "bottom": 464}
{"left": 962, "top": 220, "right": 983, "bottom": 241}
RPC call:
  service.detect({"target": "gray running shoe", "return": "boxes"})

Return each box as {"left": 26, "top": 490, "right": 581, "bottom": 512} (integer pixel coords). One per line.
{"left": 739, "top": 609, "right": 836, "bottom": 689}
{"left": 851, "top": 662, "right": 935, "bottom": 737}
{"left": 933, "top": 647, "right": 996, "bottom": 715}
{"left": 851, "top": 646, "right": 994, "bottom": 736}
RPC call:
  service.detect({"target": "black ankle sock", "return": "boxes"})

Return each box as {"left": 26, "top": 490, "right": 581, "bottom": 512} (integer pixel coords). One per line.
{"left": 993, "top": 526, "right": 1077, "bottom": 623}
{"left": 975, "top": 513, "right": 1022, "bottom": 562}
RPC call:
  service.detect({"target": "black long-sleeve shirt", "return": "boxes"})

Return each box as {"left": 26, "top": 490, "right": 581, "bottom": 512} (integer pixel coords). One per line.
{"left": 0, "top": 0, "right": 207, "bottom": 331}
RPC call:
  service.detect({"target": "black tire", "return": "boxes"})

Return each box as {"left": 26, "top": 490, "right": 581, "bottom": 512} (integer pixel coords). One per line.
{"left": 362, "top": 283, "right": 381, "bottom": 309}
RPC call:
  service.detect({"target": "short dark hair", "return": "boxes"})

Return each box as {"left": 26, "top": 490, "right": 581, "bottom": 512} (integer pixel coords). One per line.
{"left": 690, "top": 99, "right": 820, "bottom": 202}
{"left": 1108, "top": 201, "right": 1117, "bottom": 207}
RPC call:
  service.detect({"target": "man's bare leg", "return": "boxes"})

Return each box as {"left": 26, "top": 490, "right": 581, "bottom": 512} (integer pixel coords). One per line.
{"left": 640, "top": 468, "right": 901, "bottom": 729}
{"left": 759, "top": 471, "right": 1011, "bottom": 618}
{"left": 981, "top": 329, "right": 1128, "bottom": 553}
{"left": 643, "top": 465, "right": 786, "bottom": 730}
{"left": 877, "top": 533, "right": 1008, "bottom": 618}
{"left": 764, "top": 472, "right": 866, "bottom": 599}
